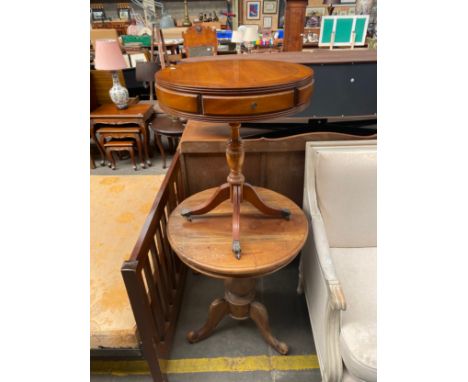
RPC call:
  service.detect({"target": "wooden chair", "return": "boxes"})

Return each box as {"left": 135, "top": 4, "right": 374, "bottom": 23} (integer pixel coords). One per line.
{"left": 149, "top": 115, "right": 185, "bottom": 169}
{"left": 182, "top": 25, "right": 218, "bottom": 58}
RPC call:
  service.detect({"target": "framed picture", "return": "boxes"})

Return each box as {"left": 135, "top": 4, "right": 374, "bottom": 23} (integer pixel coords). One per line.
{"left": 263, "top": 16, "right": 272, "bottom": 28}
{"left": 246, "top": 1, "right": 260, "bottom": 20}
{"left": 306, "top": 7, "right": 326, "bottom": 17}
{"left": 118, "top": 8, "right": 131, "bottom": 21}
{"left": 263, "top": 0, "right": 277, "bottom": 14}
{"left": 91, "top": 10, "right": 105, "bottom": 21}
{"left": 305, "top": 7, "right": 325, "bottom": 28}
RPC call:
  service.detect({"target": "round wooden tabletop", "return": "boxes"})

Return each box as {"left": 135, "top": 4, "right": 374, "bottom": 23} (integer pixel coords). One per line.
{"left": 155, "top": 59, "right": 315, "bottom": 123}
{"left": 167, "top": 187, "right": 308, "bottom": 279}
{"left": 156, "top": 60, "right": 313, "bottom": 93}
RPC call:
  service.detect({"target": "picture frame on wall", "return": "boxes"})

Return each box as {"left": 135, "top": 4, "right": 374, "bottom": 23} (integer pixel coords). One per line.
{"left": 263, "top": 16, "right": 272, "bottom": 28}
{"left": 305, "top": 7, "right": 326, "bottom": 28}
{"left": 118, "top": 8, "right": 131, "bottom": 21}
{"left": 263, "top": 0, "right": 277, "bottom": 14}
{"left": 246, "top": 1, "right": 261, "bottom": 20}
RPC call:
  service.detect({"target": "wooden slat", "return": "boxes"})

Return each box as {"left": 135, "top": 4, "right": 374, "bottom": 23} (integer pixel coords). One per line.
{"left": 148, "top": 242, "right": 169, "bottom": 321}
{"left": 142, "top": 259, "right": 166, "bottom": 340}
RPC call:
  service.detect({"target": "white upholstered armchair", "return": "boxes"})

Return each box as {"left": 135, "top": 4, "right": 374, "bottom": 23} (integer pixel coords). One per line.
{"left": 299, "top": 141, "right": 377, "bottom": 382}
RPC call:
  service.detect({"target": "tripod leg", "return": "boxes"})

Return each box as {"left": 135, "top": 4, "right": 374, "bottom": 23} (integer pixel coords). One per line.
{"left": 243, "top": 183, "right": 291, "bottom": 220}
{"left": 232, "top": 185, "right": 241, "bottom": 259}
{"left": 187, "top": 298, "right": 229, "bottom": 343}
{"left": 181, "top": 183, "right": 230, "bottom": 220}
{"left": 250, "top": 301, "right": 289, "bottom": 355}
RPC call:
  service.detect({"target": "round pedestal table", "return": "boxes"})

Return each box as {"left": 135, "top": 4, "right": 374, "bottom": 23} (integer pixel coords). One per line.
{"left": 167, "top": 187, "right": 308, "bottom": 354}
{"left": 155, "top": 59, "right": 314, "bottom": 259}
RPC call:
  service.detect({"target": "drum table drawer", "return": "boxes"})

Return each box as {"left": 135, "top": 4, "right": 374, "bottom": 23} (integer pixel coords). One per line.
{"left": 155, "top": 87, "right": 199, "bottom": 114}
{"left": 202, "top": 91, "right": 295, "bottom": 116}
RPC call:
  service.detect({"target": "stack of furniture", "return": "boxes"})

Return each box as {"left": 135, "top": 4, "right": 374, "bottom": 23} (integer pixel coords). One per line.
{"left": 90, "top": 100, "right": 154, "bottom": 170}
{"left": 98, "top": 126, "right": 144, "bottom": 170}
{"left": 300, "top": 140, "right": 377, "bottom": 381}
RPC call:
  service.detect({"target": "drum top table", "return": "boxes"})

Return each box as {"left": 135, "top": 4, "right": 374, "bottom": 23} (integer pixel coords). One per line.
{"left": 155, "top": 59, "right": 314, "bottom": 259}
{"left": 155, "top": 59, "right": 314, "bottom": 122}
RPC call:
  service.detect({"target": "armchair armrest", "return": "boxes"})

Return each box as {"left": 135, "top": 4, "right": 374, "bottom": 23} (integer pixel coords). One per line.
{"left": 304, "top": 192, "right": 346, "bottom": 311}
{"left": 309, "top": 213, "right": 347, "bottom": 311}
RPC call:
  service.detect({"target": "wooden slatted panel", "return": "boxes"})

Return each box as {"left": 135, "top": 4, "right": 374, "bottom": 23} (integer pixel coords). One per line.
{"left": 122, "top": 151, "right": 186, "bottom": 382}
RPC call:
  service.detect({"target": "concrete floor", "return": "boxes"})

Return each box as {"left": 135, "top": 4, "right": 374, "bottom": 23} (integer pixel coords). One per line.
{"left": 90, "top": 137, "right": 321, "bottom": 381}
{"left": 91, "top": 260, "right": 321, "bottom": 382}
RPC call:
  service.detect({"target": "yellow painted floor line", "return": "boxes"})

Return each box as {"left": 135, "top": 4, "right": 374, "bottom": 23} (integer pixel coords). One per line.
{"left": 91, "top": 354, "right": 319, "bottom": 375}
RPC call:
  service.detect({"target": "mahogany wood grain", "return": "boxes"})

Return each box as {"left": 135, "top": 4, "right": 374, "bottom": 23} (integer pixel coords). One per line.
{"left": 202, "top": 90, "right": 295, "bottom": 116}
{"left": 154, "top": 87, "right": 199, "bottom": 114}
{"left": 156, "top": 60, "right": 313, "bottom": 93}
{"left": 155, "top": 60, "right": 314, "bottom": 123}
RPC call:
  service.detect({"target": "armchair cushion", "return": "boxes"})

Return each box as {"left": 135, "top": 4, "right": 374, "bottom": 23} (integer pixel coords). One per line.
{"left": 331, "top": 247, "right": 377, "bottom": 381}
{"left": 315, "top": 148, "right": 377, "bottom": 248}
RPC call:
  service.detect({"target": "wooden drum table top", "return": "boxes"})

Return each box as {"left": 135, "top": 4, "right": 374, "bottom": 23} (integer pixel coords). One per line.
{"left": 167, "top": 187, "right": 308, "bottom": 279}
{"left": 155, "top": 59, "right": 314, "bottom": 122}
{"left": 167, "top": 187, "right": 308, "bottom": 354}
{"left": 156, "top": 59, "right": 314, "bottom": 260}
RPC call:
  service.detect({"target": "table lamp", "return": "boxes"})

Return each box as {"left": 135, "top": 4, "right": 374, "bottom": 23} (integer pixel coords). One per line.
{"left": 231, "top": 30, "right": 243, "bottom": 54}
{"left": 242, "top": 27, "right": 258, "bottom": 54}
{"left": 323, "top": 0, "right": 340, "bottom": 15}
{"left": 94, "top": 39, "right": 129, "bottom": 109}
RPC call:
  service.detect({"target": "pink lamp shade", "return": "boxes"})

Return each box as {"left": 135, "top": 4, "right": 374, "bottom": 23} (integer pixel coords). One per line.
{"left": 94, "top": 39, "right": 127, "bottom": 71}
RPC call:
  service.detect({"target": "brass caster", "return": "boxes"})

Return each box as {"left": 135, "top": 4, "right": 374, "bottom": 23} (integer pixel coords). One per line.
{"left": 232, "top": 240, "right": 241, "bottom": 260}
{"left": 281, "top": 208, "right": 291, "bottom": 220}
{"left": 181, "top": 208, "right": 192, "bottom": 221}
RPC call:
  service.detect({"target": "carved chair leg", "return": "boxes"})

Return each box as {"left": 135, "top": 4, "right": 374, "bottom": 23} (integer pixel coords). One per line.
{"left": 243, "top": 183, "right": 291, "bottom": 220}
{"left": 154, "top": 133, "right": 166, "bottom": 169}
{"left": 187, "top": 298, "right": 229, "bottom": 343}
{"left": 232, "top": 185, "right": 242, "bottom": 259}
{"left": 129, "top": 147, "right": 137, "bottom": 171}
{"left": 181, "top": 183, "right": 230, "bottom": 220}
{"left": 249, "top": 301, "right": 289, "bottom": 355}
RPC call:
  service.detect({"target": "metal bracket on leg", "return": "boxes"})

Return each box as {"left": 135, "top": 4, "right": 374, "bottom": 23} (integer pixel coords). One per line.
{"left": 181, "top": 208, "right": 192, "bottom": 221}
{"left": 232, "top": 240, "right": 241, "bottom": 260}
{"left": 281, "top": 208, "right": 291, "bottom": 220}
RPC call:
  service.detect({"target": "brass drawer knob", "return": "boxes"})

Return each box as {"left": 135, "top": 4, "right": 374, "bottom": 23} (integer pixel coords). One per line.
{"left": 251, "top": 102, "right": 257, "bottom": 110}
